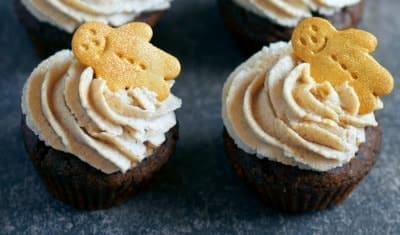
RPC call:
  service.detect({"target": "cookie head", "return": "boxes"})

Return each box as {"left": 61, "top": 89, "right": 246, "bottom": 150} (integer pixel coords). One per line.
{"left": 292, "top": 18, "right": 335, "bottom": 61}
{"left": 291, "top": 17, "right": 394, "bottom": 114}
{"left": 72, "top": 22, "right": 111, "bottom": 65}
{"left": 72, "top": 22, "right": 181, "bottom": 101}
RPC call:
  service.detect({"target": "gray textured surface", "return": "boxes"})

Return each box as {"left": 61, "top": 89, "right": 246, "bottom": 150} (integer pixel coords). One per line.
{"left": 0, "top": 0, "right": 399, "bottom": 234}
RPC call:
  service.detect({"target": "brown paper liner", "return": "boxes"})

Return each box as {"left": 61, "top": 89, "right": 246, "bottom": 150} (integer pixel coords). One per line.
{"left": 218, "top": 0, "right": 364, "bottom": 55}
{"left": 223, "top": 126, "right": 381, "bottom": 213}
{"left": 14, "top": 0, "right": 165, "bottom": 57}
{"left": 22, "top": 120, "right": 178, "bottom": 210}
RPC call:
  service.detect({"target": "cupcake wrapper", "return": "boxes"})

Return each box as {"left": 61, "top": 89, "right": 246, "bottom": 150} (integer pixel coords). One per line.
{"left": 218, "top": 0, "right": 364, "bottom": 55}
{"left": 34, "top": 168, "right": 142, "bottom": 210}
{"left": 244, "top": 176, "right": 360, "bottom": 212}
{"left": 223, "top": 126, "right": 380, "bottom": 213}
{"left": 22, "top": 119, "right": 179, "bottom": 210}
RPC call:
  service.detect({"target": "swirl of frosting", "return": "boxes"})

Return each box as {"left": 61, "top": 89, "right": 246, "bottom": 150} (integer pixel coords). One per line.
{"left": 21, "top": 0, "right": 172, "bottom": 33}
{"left": 222, "top": 42, "right": 379, "bottom": 171}
{"left": 232, "top": 0, "right": 361, "bottom": 27}
{"left": 22, "top": 50, "right": 181, "bottom": 174}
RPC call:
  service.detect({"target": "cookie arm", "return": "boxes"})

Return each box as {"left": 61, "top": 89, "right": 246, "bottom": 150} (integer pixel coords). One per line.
{"left": 117, "top": 22, "right": 153, "bottom": 42}
{"left": 159, "top": 50, "right": 181, "bottom": 80}
{"left": 341, "top": 29, "right": 377, "bottom": 52}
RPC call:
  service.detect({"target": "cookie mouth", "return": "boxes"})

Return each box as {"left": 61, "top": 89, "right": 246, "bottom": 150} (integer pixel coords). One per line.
{"left": 312, "top": 37, "right": 328, "bottom": 53}
{"left": 100, "top": 37, "right": 108, "bottom": 55}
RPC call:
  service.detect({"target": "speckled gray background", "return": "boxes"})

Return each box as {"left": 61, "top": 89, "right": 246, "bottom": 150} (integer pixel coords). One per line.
{"left": 0, "top": 0, "right": 399, "bottom": 234}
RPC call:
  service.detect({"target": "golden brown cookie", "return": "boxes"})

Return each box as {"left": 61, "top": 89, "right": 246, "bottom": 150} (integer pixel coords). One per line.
{"left": 72, "top": 22, "right": 181, "bottom": 101}
{"left": 292, "top": 17, "right": 393, "bottom": 114}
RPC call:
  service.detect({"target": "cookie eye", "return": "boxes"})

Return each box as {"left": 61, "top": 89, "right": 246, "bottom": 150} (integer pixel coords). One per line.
{"left": 300, "top": 37, "right": 307, "bottom": 46}
{"left": 127, "top": 58, "right": 135, "bottom": 64}
{"left": 311, "top": 25, "right": 318, "bottom": 32}
{"left": 340, "top": 63, "right": 348, "bottom": 70}
{"left": 89, "top": 28, "right": 97, "bottom": 35}
{"left": 311, "top": 36, "right": 318, "bottom": 43}
{"left": 81, "top": 43, "right": 89, "bottom": 51}
{"left": 139, "top": 63, "right": 147, "bottom": 70}
{"left": 93, "top": 39, "right": 100, "bottom": 46}
{"left": 331, "top": 55, "right": 338, "bottom": 61}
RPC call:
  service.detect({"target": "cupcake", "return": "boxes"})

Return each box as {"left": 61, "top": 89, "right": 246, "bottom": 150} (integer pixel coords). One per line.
{"left": 15, "top": 0, "right": 173, "bottom": 56}
{"left": 218, "top": 0, "right": 364, "bottom": 54}
{"left": 222, "top": 17, "right": 394, "bottom": 212}
{"left": 21, "top": 21, "right": 182, "bottom": 210}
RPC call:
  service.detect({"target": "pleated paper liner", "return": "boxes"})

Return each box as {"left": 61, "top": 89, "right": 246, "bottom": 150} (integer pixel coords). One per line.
{"left": 22, "top": 119, "right": 178, "bottom": 210}
{"left": 223, "top": 125, "right": 380, "bottom": 213}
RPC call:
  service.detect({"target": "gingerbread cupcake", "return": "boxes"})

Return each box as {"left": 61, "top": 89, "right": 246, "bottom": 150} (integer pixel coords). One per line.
{"left": 222, "top": 18, "right": 393, "bottom": 212}
{"left": 21, "top": 22, "right": 182, "bottom": 210}
{"left": 15, "top": 0, "right": 174, "bottom": 56}
{"left": 219, "top": 0, "right": 364, "bottom": 54}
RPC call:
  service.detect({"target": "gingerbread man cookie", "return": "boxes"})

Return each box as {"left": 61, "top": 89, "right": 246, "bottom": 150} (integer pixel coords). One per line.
{"left": 292, "top": 17, "right": 393, "bottom": 114}
{"left": 72, "top": 22, "right": 181, "bottom": 101}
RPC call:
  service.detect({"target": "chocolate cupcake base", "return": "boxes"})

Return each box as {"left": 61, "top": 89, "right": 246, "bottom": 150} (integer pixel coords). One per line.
{"left": 223, "top": 126, "right": 381, "bottom": 213}
{"left": 14, "top": 0, "right": 165, "bottom": 57}
{"left": 218, "top": 0, "right": 365, "bottom": 55}
{"left": 22, "top": 120, "right": 179, "bottom": 210}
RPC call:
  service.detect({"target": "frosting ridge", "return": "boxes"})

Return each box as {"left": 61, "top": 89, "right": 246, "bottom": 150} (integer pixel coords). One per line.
{"left": 222, "top": 42, "right": 378, "bottom": 171}
{"left": 22, "top": 50, "right": 181, "bottom": 174}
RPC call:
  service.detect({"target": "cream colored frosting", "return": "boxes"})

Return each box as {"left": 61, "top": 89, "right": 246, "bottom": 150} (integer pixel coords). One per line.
{"left": 21, "top": 0, "right": 172, "bottom": 33}
{"left": 233, "top": 0, "right": 361, "bottom": 27}
{"left": 222, "top": 42, "right": 380, "bottom": 171}
{"left": 22, "top": 50, "right": 181, "bottom": 174}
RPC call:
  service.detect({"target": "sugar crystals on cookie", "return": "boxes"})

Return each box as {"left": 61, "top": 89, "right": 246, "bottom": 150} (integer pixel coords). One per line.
{"left": 291, "top": 17, "right": 393, "bottom": 114}
{"left": 72, "top": 22, "right": 181, "bottom": 101}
